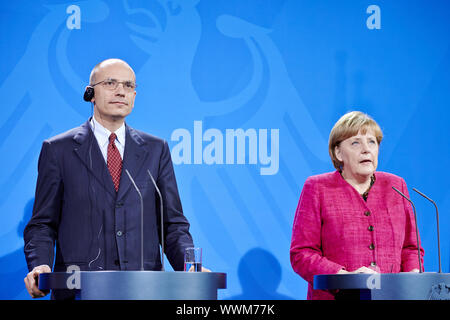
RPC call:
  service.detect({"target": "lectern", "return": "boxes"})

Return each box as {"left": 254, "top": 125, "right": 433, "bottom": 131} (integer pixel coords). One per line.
{"left": 314, "top": 273, "right": 450, "bottom": 300}
{"left": 39, "top": 271, "right": 226, "bottom": 300}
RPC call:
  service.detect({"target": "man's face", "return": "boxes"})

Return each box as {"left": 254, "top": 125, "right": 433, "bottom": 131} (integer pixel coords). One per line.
{"left": 91, "top": 61, "right": 136, "bottom": 122}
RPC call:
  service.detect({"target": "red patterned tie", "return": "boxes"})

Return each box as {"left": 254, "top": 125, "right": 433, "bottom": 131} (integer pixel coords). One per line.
{"left": 107, "top": 133, "right": 122, "bottom": 192}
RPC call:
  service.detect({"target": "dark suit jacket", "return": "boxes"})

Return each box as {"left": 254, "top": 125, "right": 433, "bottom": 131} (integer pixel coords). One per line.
{"left": 24, "top": 120, "right": 194, "bottom": 287}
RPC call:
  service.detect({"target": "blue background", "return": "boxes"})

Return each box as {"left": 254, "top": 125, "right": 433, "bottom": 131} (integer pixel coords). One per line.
{"left": 0, "top": 0, "right": 449, "bottom": 300}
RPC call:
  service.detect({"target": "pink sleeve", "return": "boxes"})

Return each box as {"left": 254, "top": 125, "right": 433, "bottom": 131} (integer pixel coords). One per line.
{"left": 290, "top": 178, "right": 344, "bottom": 284}
{"left": 400, "top": 179, "right": 425, "bottom": 272}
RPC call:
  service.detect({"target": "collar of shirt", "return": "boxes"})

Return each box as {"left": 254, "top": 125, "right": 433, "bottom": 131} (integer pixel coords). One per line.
{"left": 89, "top": 116, "right": 126, "bottom": 161}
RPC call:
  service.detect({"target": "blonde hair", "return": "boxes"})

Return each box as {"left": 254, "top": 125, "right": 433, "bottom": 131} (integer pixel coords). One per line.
{"left": 328, "top": 111, "right": 383, "bottom": 170}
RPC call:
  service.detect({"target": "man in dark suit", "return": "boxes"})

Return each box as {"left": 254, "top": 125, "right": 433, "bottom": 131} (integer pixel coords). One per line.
{"left": 24, "top": 59, "right": 195, "bottom": 299}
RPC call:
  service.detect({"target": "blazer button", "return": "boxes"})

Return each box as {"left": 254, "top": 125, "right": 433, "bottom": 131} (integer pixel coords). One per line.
{"left": 369, "top": 243, "right": 375, "bottom": 250}
{"left": 116, "top": 202, "right": 123, "bottom": 208}
{"left": 364, "top": 211, "right": 371, "bottom": 216}
{"left": 368, "top": 225, "right": 374, "bottom": 231}
{"left": 116, "top": 230, "right": 123, "bottom": 237}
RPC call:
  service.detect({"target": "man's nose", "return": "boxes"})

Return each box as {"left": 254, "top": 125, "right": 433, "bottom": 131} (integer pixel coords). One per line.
{"left": 114, "top": 83, "right": 126, "bottom": 95}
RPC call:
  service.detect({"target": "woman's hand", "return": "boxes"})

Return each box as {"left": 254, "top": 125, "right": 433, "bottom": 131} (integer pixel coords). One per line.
{"left": 352, "top": 266, "right": 378, "bottom": 274}
{"left": 337, "top": 266, "right": 378, "bottom": 274}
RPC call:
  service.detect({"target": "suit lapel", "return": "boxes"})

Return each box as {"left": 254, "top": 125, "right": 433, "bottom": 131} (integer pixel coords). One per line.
{"left": 73, "top": 120, "right": 116, "bottom": 199}
{"left": 116, "top": 124, "right": 148, "bottom": 202}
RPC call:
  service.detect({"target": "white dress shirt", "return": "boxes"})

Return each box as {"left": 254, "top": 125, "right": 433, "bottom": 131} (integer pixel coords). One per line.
{"left": 89, "top": 116, "right": 125, "bottom": 162}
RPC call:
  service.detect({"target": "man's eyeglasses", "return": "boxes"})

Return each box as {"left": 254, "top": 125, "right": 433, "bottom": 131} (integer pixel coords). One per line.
{"left": 92, "top": 78, "right": 137, "bottom": 92}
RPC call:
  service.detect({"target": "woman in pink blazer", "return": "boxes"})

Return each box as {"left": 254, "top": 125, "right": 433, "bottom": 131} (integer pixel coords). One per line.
{"left": 290, "top": 111, "right": 424, "bottom": 300}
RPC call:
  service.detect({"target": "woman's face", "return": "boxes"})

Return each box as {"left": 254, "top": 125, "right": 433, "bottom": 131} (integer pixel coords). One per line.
{"left": 335, "top": 129, "right": 379, "bottom": 181}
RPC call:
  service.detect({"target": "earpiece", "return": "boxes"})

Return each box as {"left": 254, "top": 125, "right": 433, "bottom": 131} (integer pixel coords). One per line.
{"left": 84, "top": 86, "right": 95, "bottom": 102}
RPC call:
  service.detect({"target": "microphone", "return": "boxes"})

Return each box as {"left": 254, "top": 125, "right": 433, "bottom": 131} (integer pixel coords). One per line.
{"left": 124, "top": 169, "right": 145, "bottom": 271}
{"left": 147, "top": 169, "right": 165, "bottom": 271}
{"left": 413, "top": 188, "right": 441, "bottom": 273}
{"left": 392, "top": 186, "right": 422, "bottom": 273}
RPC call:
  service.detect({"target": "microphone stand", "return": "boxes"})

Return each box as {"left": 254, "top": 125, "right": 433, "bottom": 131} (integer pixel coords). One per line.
{"left": 392, "top": 186, "right": 422, "bottom": 273}
{"left": 147, "top": 170, "right": 165, "bottom": 271}
{"left": 413, "top": 188, "right": 441, "bottom": 273}
{"left": 125, "top": 169, "right": 145, "bottom": 271}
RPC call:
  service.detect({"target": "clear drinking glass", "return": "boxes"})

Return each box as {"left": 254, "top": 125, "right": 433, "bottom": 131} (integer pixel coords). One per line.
{"left": 184, "top": 247, "right": 202, "bottom": 272}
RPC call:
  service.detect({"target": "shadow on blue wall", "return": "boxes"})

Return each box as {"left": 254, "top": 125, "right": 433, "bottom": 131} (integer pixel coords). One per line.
{"left": 227, "top": 247, "right": 293, "bottom": 300}
{"left": 0, "top": 198, "right": 34, "bottom": 299}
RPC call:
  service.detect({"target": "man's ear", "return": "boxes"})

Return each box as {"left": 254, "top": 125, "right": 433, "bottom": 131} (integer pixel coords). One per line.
{"left": 131, "top": 91, "right": 136, "bottom": 108}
